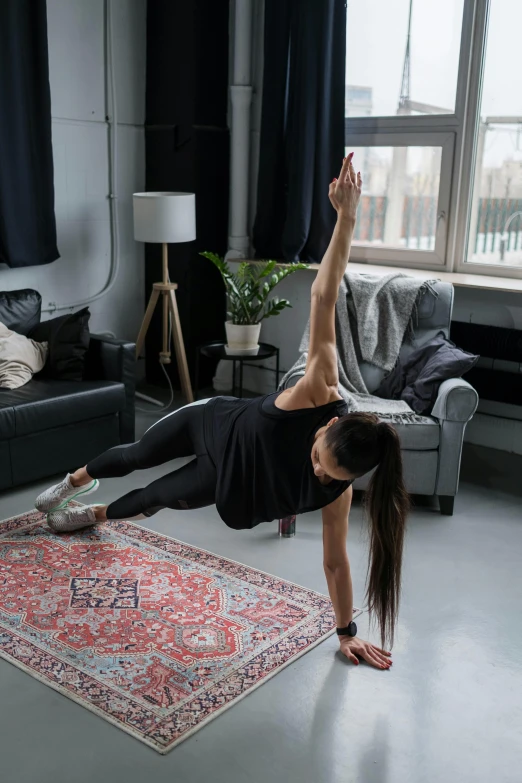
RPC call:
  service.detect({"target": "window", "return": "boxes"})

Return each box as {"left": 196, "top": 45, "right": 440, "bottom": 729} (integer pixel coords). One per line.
{"left": 464, "top": 0, "right": 522, "bottom": 269}
{"left": 345, "top": 0, "right": 464, "bottom": 118}
{"left": 347, "top": 136, "right": 454, "bottom": 266}
{"left": 345, "top": 0, "right": 465, "bottom": 267}
{"left": 345, "top": 0, "right": 522, "bottom": 279}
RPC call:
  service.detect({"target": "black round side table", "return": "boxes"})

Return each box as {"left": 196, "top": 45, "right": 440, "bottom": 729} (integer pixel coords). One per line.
{"left": 195, "top": 341, "right": 280, "bottom": 398}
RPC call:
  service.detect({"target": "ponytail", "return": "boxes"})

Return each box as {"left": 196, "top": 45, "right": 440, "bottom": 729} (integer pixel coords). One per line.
{"left": 365, "top": 422, "right": 409, "bottom": 647}
{"left": 325, "top": 413, "right": 410, "bottom": 647}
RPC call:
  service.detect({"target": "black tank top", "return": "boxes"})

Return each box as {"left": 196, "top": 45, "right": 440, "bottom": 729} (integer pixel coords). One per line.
{"left": 203, "top": 393, "right": 351, "bottom": 530}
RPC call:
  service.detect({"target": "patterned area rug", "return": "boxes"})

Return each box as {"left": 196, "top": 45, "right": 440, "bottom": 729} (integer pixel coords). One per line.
{"left": 0, "top": 510, "right": 361, "bottom": 753}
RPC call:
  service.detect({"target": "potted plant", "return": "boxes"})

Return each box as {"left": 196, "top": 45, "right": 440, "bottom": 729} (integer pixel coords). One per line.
{"left": 200, "top": 253, "right": 308, "bottom": 354}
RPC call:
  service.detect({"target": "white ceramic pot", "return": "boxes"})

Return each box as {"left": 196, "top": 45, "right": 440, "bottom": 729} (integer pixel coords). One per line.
{"left": 225, "top": 321, "right": 261, "bottom": 353}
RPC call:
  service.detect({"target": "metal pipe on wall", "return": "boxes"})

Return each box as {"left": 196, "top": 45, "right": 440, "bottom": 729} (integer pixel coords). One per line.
{"left": 226, "top": 0, "right": 253, "bottom": 260}
{"left": 43, "top": 0, "right": 121, "bottom": 314}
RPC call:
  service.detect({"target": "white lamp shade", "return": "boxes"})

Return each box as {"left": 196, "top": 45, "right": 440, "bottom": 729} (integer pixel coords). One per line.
{"left": 133, "top": 192, "right": 196, "bottom": 243}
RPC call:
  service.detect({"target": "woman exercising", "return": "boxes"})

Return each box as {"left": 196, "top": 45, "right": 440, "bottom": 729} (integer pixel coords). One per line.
{"left": 36, "top": 153, "right": 409, "bottom": 669}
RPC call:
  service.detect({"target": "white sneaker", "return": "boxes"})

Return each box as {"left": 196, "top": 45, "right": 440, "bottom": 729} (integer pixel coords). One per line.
{"left": 35, "top": 474, "right": 99, "bottom": 513}
{"left": 47, "top": 505, "right": 101, "bottom": 533}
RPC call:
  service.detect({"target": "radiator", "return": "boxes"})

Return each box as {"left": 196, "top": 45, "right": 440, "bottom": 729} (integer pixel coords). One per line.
{"left": 450, "top": 321, "right": 522, "bottom": 406}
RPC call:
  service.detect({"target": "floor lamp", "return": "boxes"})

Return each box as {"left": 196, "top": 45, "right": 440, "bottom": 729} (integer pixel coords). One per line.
{"left": 133, "top": 192, "right": 195, "bottom": 405}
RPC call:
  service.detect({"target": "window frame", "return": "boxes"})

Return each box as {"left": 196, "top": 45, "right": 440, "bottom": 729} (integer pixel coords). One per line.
{"left": 346, "top": 131, "right": 455, "bottom": 268}
{"left": 453, "top": 0, "right": 522, "bottom": 279}
{"left": 344, "top": 0, "right": 522, "bottom": 279}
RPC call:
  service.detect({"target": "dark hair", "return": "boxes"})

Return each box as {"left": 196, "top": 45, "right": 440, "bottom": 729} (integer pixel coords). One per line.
{"left": 325, "top": 412, "right": 409, "bottom": 647}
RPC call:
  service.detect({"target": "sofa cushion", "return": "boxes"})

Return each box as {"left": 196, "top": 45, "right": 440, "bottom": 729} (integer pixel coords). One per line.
{"left": 0, "top": 404, "right": 16, "bottom": 438}
{"left": 29, "top": 308, "right": 91, "bottom": 381}
{"left": 10, "top": 415, "right": 121, "bottom": 487}
{"left": 0, "top": 322, "right": 48, "bottom": 389}
{"left": 0, "top": 289, "right": 42, "bottom": 335}
{"left": 0, "top": 440, "right": 12, "bottom": 489}
{"left": 0, "top": 378, "right": 125, "bottom": 437}
{"left": 391, "top": 416, "right": 440, "bottom": 450}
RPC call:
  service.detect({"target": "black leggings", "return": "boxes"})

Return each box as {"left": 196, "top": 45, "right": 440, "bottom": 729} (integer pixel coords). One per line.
{"left": 86, "top": 400, "right": 216, "bottom": 520}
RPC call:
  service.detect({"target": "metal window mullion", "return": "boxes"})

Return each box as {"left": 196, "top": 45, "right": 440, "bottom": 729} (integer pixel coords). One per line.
{"left": 345, "top": 116, "right": 460, "bottom": 137}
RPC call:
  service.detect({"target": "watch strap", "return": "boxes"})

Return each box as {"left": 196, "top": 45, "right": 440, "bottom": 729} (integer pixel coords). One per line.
{"left": 336, "top": 621, "right": 357, "bottom": 637}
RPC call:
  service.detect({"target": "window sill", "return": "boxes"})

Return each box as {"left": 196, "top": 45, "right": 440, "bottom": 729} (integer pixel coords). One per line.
{"left": 241, "top": 261, "right": 522, "bottom": 293}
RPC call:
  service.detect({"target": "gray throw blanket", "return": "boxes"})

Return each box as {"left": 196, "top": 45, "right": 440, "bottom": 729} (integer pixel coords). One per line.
{"left": 280, "top": 271, "right": 438, "bottom": 422}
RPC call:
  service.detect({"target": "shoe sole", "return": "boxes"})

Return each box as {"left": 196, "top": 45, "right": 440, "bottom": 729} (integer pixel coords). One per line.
{"left": 36, "top": 479, "right": 100, "bottom": 513}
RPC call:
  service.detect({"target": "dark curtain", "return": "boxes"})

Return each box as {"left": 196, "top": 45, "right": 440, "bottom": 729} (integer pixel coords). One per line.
{"left": 145, "top": 0, "right": 229, "bottom": 388}
{"left": 253, "top": 0, "right": 346, "bottom": 263}
{"left": 0, "top": 0, "right": 59, "bottom": 268}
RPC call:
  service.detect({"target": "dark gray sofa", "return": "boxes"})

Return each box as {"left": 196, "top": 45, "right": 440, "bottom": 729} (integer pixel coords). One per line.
{"left": 0, "top": 289, "right": 135, "bottom": 490}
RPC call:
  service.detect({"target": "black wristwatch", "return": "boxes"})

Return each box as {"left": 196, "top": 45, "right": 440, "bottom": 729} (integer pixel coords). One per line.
{"left": 336, "top": 621, "right": 357, "bottom": 637}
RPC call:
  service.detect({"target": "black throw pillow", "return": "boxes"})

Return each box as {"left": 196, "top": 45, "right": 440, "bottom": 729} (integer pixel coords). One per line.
{"left": 0, "top": 289, "right": 42, "bottom": 335}
{"left": 375, "top": 332, "right": 479, "bottom": 414}
{"left": 400, "top": 333, "right": 478, "bottom": 414}
{"left": 28, "top": 307, "right": 91, "bottom": 380}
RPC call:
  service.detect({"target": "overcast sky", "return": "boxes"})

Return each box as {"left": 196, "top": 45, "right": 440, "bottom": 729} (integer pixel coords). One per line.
{"left": 346, "top": 0, "right": 522, "bottom": 167}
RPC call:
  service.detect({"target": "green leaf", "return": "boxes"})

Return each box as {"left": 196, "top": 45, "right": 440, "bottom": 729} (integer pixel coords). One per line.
{"left": 258, "top": 260, "right": 278, "bottom": 278}
{"left": 200, "top": 253, "right": 307, "bottom": 324}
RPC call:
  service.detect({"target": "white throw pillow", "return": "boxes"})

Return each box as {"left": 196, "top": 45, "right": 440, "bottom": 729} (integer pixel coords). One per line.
{"left": 0, "top": 322, "right": 48, "bottom": 389}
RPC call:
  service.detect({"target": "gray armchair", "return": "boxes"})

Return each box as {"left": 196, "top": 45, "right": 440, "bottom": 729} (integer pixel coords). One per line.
{"left": 281, "top": 281, "right": 478, "bottom": 522}
{"left": 352, "top": 281, "right": 478, "bottom": 514}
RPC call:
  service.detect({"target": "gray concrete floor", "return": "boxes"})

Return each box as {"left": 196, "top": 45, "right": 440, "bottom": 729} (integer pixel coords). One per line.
{"left": 1, "top": 400, "right": 521, "bottom": 783}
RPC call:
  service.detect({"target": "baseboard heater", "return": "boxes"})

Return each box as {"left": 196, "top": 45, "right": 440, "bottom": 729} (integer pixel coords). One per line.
{"left": 451, "top": 321, "right": 522, "bottom": 406}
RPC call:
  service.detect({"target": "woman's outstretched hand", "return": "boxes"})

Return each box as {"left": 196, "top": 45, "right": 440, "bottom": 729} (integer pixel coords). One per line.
{"left": 329, "top": 152, "right": 362, "bottom": 224}
{"left": 339, "top": 636, "right": 392, "bottom": 670}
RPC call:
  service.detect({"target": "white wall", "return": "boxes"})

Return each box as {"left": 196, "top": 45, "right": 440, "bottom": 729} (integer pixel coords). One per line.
{"left": 0, "top": 0, "right": 146, "bottom": 340}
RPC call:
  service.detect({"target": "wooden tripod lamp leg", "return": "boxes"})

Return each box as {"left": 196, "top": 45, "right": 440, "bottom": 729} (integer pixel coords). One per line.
{"left": 135, "top": 288, "right": 160, "bottom": 359}
{"left": 160, "top": 291, "right": 171, "bottom": 364}
{"left": 159, "top": 242, "right": 172, "bottom": 365}
{"left": 168, "top": 288, "right": 193, "bottom": 403}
